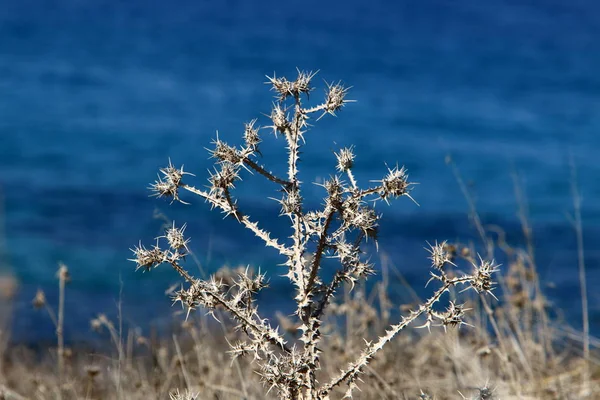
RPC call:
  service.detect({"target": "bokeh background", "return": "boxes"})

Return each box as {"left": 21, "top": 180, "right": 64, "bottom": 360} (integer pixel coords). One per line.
{"left": 0, "top": 0, "right": 598, "bottom": 343}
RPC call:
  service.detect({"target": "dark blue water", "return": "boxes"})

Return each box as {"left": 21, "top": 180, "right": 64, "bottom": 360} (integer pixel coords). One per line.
{"left": 1, "top": 0, "right": 599, "bottom": 343}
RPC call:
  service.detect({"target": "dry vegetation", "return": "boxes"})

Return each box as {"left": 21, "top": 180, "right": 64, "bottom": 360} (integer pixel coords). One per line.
{"left": 0, "top": 71, "right": 597, "bottom": 399}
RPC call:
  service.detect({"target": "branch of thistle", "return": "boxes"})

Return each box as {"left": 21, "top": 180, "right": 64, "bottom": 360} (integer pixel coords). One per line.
{"left": 318, "top": 275, "right": 473, "bottom": 397}
{"left": 210, "top": 125, "right": 292, "bottom": 188}
{"left": 209, "top": 134, "right": 303, "bottom": 274}
{"left": 303, "top": 104, "right": 327, "bottom": 115}
{"left": 353, "top": 186, "right": 385, "bottom": 200}
{"left": 179, "top": 183, "right": 292, "bottom": 257}
{"left": 130, "top": 233, "right": 291, "bottom": 356}
{"left": 168, "top": 259, "right": 292, "bottom": 355}
{"left": 242, "top": 157, "right": 292, "bottom": 188}
{"left": 313, "top": 231, "right": 366, "bottom": 322}
{"left": 303, "top": 80, "right": 354, "bottom": 120}
{"left": 305, "top": 206, "right": 336, "bottom": 300}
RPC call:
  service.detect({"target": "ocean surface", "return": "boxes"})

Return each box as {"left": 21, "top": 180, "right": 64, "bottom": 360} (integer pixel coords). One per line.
{"left": 0, "top": 0, "right": 599, "bottom": 343}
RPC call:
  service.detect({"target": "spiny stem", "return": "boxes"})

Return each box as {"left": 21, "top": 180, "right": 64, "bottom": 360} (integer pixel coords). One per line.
{"left": 181, "top": 184, "right": 292, "bottom": 256}
{"left": 305, "top": 207, "right": 336, "bottom": 301}
{"left": 319, "top": 276, "right": 472, "bottom": 396}
{"left": 243, "top": 157, "right": 292, "bottom": 188}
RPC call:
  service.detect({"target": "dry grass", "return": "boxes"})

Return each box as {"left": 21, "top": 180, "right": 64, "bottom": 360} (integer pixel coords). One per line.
{"left": 0, "top": 71, "right": 597, "bottom": 399}
{"left": 1, "top": 250, "right": 597, "bottom": 400}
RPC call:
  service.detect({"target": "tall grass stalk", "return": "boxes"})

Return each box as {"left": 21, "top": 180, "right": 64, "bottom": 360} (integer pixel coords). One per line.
{"left": 569, "top": 153, "right": 590, "bottom": 395}
{"left": 56, "top": 263, "right": 68, "bottom": 400}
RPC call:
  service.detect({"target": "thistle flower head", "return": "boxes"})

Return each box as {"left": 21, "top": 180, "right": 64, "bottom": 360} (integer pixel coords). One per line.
{"left": 322, "top": 81, "right": 352, "bottom": 117}
{"left": 350, "top": 261, "right": 375, "bottom": 280}
{"left": 243, "top": 119, "right": 261, "bottom": 152}
{"left": 439, "top": 301, "right": 469, "bottom": 330}
{"left": 235, "top": 267, "right": 268, "bottom": 295}
{"left": 335, "top": 146, "right": 355, "bottom": 172}
{"left": 150, "top": 161, "right": 193, "bottom": 203}
{"left": 163, "top": 222, "right": 190, "bottom": 252}
{"left": 323, "top": 175, "right": 345, "bottom": 207}
{"left": 228, "top": 340, "right": 255, "bottom": 361}
{"left": 377, "top": 164, "right": 414, "bottom": 203}
{"left": 269, "top": 103, "right": 290, "bottom": 135}
{"left": 293, "top": 69, "right": 317, "bottom": 98}
{"left": 345, "top": 204, "right": 379, "bottom": 240}
{"left": 161, "top": 160, "right": 190, "bottom": 187}
{"left": 425, "top": 240, "right": 455, "bottom": 270}
{"left": 469, "top": 255, "right": 500, "bottom": 297}
{"left": 266, "top": 74, "right": 294, "bottom": 101}
{"left": 209, "top": 162, "right": 240, "bottom": 193}
{"left": 333, "top": 236, "right": 360, "bottom": 266}
{"left": 210, "top": 135, "right": 241, "bottom": 164}
{"left": 275, "top": 190, "right": 302, "bottom": 216}
{"left": 266, "top": 70, "right": 317, "bottom": 101}
{"left": 149, "top": 177, "right": 177, "bottom": 200}
{"left": 130, "top": 242, "right": 166, "bottom": 272}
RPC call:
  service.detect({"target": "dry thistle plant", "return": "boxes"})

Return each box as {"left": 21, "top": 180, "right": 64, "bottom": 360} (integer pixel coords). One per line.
{"left": 131, "top": 70, "right": 499, "bottom": 399}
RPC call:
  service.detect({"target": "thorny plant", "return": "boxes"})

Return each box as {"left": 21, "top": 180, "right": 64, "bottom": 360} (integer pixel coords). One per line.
{"left": 131, "top": 71, "right": 499, "bottom": 399}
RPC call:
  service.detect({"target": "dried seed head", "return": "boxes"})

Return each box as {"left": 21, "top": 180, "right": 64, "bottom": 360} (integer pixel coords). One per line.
{"left": 276, "top": 190, "right": 302, "bottom": 216}
{"left": 228, "top": 341, "right": 254, "bottom": 361}
{"left": 335, "top": 147, "right": 355, "bottom": 172}
{"left": 425, "top": 240, "right": 455, "bottom": 270}
{"left": 266, "top": 74, "right": 294, "bottom": 101}
{"left": 130, "top": 242, "right": 166, "bottom": 272}
{"left": 209, "top": 162, "right": 240, "bottom": 191}
{"left": 210, "top": 136, "right": 241, "bottom": 164}
{"left": 32, "top": 289, "right": 46, "bottom": 309}
{"left": 266, "top": 70, "right": 317, "bottom": 101}
{"left": 161, "top": 161, "right": 189, "bottom": 187}
{"left": 235, "top": 266, "right": 268, "bottom": 294}
{"left": 243, "top": 119, "right": 261, "bottom": 152}
{"left": 351, "top": 261, "right": 375, "bottom": 279}
{"left": 150, "top": 161, "right": 193, "bottom": 203}
{"left": 269, "top": 103, "right": 290, "bottom": 135}
{"left": 324, "top": 176, "right": 345, "bottom": 207}
{"left": 163, "top": 222, "right": 190, "bottom": 252}
{"left": 347, "top": 205, "right": 379, "bottom": 239}
{"left": 293, "top": 69, "right": 317, "bottom": 97}
{"left": 470, "top": 255, "right": 499, "bottom": 296}
{"left": 57, "top": 263, "right": 71, "bottom": 283}
{"left": 440, "top": 301, "right": 469, "bottom": 329}
{"left": 323, "top": 81, "right": 352, "bottom": 117}
{"left": 378, "top": 165, "right": 414, "bottom": 203}
{"left": 333, "top": 237, "right": 360, "bottom": 265}
{"left": 149, "top": 177, "right": 176, "bottom": 200}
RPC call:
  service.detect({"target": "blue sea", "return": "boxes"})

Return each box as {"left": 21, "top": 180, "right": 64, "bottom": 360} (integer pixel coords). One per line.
{"left": 0, "top": 0, "right": 599, "bottom": 343}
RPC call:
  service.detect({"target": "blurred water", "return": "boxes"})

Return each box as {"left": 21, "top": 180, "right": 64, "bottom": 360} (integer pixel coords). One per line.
{"left": 0, "top": 0, "right": 599, "bottom": 342}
